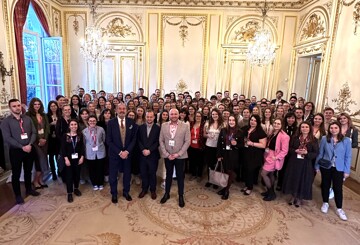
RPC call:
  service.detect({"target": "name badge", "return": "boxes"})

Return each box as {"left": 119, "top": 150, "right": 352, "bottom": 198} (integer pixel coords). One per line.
{"left": 297, "top": 154, "right": 304, "bottom": 159}
{"left": 244, "top": 142, "right": 248, "bottom": 148}
{"left": 38, "top": 129, "right": 44, "bottom": 135}
{"left": 92, "top": 146, "right": 98, "bottom": 152}
{"left": 71, "top": 153, "right": 79, "bottom": 159}
{"left": 226, "top": 145, "right": 231, "bottom": 150}
{"left": 21, "top": 133, "right": 28, "bottom": 140}
{"left": 169, "top": 140, "right": 175, "bottom": 147}
{"left": 192, "top": 139, "right": 198, "bottom": 144}
{"left": 265, "top": 148, "right": 269, "bottom": 153}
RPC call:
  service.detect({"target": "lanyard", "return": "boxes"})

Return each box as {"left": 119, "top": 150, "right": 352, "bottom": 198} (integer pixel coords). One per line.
{"left": 266, "top": 132, "right": 278, "bottom": 147}
{"left": 19, "top": 118, "right": 25, "bottom": 134}
{"left": 88, "top": 127, "right": 97, "bottom": 146}
{"left": 71, "top": 136, "right": 77, "bottom": 153}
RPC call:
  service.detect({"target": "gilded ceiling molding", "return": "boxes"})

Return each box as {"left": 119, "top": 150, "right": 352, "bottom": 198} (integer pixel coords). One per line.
{"left": 353, "top": 2, "right": 360, "bottom": 35}
{"left": 52, "top": 0, "right": 317, "bottom": 10}
{"left": 103, "top": 17, "right": 137, "bottom": 38}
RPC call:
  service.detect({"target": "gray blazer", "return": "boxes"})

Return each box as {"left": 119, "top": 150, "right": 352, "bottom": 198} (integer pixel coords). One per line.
{"left": 159, "top": 121, "right": 190, "bottom": 159}
{"left": 82, "top": 126, "right": 106, "bottom": 160}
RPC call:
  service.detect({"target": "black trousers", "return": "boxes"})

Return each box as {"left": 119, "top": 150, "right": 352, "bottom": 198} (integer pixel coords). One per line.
{"left": 65, "top": 160, "right": 82, "bottom": 194}
{"left": 87, "top": 158, "right": 105, "bottom": 186}
{"left": 165, "top": 158, "right": 185, "bottom": 195}
{"left": 204, "top": 146, "right": 217, "bottom": 180}
{"left": 140, "top": 157, "right": 159, "bottom": 192}
{"left": 188, "top": 147, "right": 204, "bottom": 177}
{"left": 244, "top": 165, "right": 257, "bottom": 190}
{"left": 9, "top": 148, "right": 35, "bottom": 196}
{"left": 320, "top": 167, "right": 344, "bottom": 208}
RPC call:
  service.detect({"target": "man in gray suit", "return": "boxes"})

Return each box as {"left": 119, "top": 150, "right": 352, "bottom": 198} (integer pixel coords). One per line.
{"left": 159, "top": 108, "right": 190, "bottom": 208}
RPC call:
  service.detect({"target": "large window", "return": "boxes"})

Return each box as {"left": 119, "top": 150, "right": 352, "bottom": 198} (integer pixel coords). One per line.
{"left": 23, "top": 4, "right": 64, "bottom": 106}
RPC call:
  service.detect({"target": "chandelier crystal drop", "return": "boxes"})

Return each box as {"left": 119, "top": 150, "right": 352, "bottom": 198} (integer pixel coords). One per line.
{"left": 246, "top": 0, "right": 276, "bottom": 67}
{"left": 79, "top": 0, "right": 109, "bottom": 63}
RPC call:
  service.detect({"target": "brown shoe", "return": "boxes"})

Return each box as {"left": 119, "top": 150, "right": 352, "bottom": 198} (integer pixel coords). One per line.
{"left": 151, "top": 192, "right": 157, "bottom": 200}
{"left": 138, "top": 191, "right": 147, "bottom": 198}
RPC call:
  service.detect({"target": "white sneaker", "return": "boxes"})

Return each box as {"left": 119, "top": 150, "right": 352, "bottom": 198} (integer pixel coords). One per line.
{"left": 321, "top": 202, "right": 329, "bottom": 213}
{"left": 93, "top": 185, "right": 99, "bottom": 191}
{"left": 98, "top": 185, "right": 104, "bottom": 190}
{"left": 336, "top": 209, "right": 348, "bottom": 221}
{"left": 160, "top": 181, "right": 166, "bottom": 189}
{"left": 329, "top": 188, "right": 334, "bottom": 199}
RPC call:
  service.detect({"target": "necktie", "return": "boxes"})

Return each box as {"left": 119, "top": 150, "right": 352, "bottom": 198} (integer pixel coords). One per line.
{"left": 120, "top": 119, "right": 125, "bottom": 146}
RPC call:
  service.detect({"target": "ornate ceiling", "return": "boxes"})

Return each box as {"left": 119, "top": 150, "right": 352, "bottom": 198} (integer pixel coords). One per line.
{"left": 53, "top": 0, "right": 317, "bottom": 10}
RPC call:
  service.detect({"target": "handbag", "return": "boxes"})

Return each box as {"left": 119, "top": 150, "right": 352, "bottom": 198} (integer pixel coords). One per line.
{"left": 318, "top": 158, "right": 332, "bottom": 169}
{"left": 209, "top": 160, "right": 229, "bottom": 188}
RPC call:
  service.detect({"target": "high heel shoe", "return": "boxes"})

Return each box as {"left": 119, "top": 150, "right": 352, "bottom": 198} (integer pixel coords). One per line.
{"left": 240, "top": 187, "right": 248, "bottom": 193}
{"left": 294, "top": 198, "right": 300, "bottom": 208}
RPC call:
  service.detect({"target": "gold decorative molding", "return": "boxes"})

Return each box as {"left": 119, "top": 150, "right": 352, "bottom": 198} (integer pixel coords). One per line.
{"left": 353, "top": 2, "right": 360, "bottom": 35}
{"left": 63, "top": 11, "right": 88, "bottom": 96}
{"left": 331, "top": 82, "right": 360, "bottom": 117}
{"left": 232, "top": 20, "right": 260, "bottom": 43}
{"left": 51, "top": 6, "right": 62, "bottom": 36}
{"left": 52, "top": 0, "right": 317, "bottom": 10}
{"left": 159, "top": 13, "right": 208, "bottom": 94}
{"left": 163, "top": 15, "right": 205, "bottom": 47}
{"left": 226, "top": 16, "right": 238, "bottom": 29}
{"left": 173, "top": 79, "right": 191, "bottom": 94}
{"left": 131, "top": 13, "right": 143, "bottom": 25}
{"left": 103, "top": 17, "right": 136, "bottom": 38}
{"left": 296, "top": 43, "right": 325, "bottom": 55}
{"left": 300, "top": 13, "right": 326, "bottom": 41}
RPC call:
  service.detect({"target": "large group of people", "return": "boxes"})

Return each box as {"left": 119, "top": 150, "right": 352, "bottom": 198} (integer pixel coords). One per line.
{"left": 1, "top": 88, "right": 358, "bottom": 221}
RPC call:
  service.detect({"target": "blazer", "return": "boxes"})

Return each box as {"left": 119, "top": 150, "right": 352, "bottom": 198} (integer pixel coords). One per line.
{"left": 106, "top": 117, "right": 138, "bottom": 159}
{"left": 216, "top": 128, "right": 244, "bottom": 158}
{"left": 82, "top": 126, "right": 106, "bottom": 160}
{"left": 159, "top": 120, "right": 191, "bottom": 159}
{"left": 26, "top": 112, "right": 50, "bottom": 142}
{"left": 137, "top": 123, "right": 161, "bottom": 161}
{"left": 315, "top": 136, "right": 352, "bottom": 174}
{"left": 344, "top": 127, "right": 359, "bottom": 148}
{"left": 265, "top": 130, "right": 290, "bottom": 170}
{"left": 60, "top": 133, "right": 85, "bottom": 161}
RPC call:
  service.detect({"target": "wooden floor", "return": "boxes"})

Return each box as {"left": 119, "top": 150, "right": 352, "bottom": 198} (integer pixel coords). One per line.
{"left": 1, "top": 174, "right": 360, "bottom": 217}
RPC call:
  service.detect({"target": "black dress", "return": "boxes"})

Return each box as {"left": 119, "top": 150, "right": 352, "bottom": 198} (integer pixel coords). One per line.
{"left": 242, "top": 126, "right": 267, "bottom": 171}
{"left": 282, "top": 136, "right": 319, "bottom": 200}
{"left": 216, "top": 128, "right": 244, "bottom": 171}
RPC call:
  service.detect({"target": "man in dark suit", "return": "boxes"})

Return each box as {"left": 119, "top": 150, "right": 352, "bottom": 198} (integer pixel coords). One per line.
{"left": 106, "top": 103, "right": 138, "bottom": 203}
{"left": 137, "top": 110, "right": 161, "bottom": 200}
{"left": 270, "top": 90, "right": 287, "bottom": 106}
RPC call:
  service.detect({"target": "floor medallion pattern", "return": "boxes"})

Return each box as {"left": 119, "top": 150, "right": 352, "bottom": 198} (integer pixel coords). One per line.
{"left": 0, "top": 178, "right": 359, "bottom": 244}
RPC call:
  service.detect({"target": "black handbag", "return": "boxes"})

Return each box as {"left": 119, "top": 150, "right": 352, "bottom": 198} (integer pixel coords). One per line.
{"left": 318, "top": 158, "right": 332, "bottom": 169}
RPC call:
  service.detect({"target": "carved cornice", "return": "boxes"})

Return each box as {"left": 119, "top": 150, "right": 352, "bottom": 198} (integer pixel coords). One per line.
{"left": 52, "top": 0, "right": 317, "bottom": 10}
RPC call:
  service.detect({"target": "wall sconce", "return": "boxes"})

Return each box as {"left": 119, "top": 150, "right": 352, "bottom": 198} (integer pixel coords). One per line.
{"left": 0, "top": 51, "right": 14, "bottom": 86}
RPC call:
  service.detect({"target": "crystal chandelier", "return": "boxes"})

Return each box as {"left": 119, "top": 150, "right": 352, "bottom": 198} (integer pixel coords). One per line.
{"left": 80, "top": 0, "right": 109, "bottom": 63}
{"left": 246, "top": 0, "right": 276, "bottom": 66}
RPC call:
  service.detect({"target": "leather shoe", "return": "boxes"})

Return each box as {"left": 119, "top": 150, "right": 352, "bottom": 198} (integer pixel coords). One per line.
{"left": 221, "top": 191, "right": 229, "bottom": 200}
{"left": 74, "top": 189, "right": 82, "bottom": 196}
{"left": 123, "top": 193, "right": 132, "bottom": 201}
{"left": 151, "top": 192, "right": 157, "bottom": 200}
{"left": 138, "top": 191, "right": 147, "bottom": 198}
{"left": 160, "top": 193, "right": 170, "bottom": 204}
{"left": 179, "top": 195, "right": 185, "bottom": 208}
{"left": 15, "top": 195, "right": 24, "bottom": 205}
{"left": 111, "top": 195, "right": 118, "bottom": 204}
{"left": 26, "top": 189, "right": 40, "bottom": 196}
{"left": 67, "top": 194, "right": 73, "bottom": 203}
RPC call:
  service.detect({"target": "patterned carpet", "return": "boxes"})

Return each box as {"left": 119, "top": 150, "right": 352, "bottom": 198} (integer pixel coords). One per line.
{"left": 0, "top": 177, "right": 359, "bottom": 245}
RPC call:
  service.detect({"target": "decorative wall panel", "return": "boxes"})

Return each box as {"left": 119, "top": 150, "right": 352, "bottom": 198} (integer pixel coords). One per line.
{"left": 160, "top": 13, "right": 208, "bottom": 95}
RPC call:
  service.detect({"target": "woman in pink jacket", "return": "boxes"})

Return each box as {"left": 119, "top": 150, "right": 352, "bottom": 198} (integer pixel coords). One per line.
{"left": 260, "top": 118, "right": 290, "bottom": 201}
